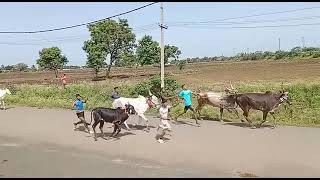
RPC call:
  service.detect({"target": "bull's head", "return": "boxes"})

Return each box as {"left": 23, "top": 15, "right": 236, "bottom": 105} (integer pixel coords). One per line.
{"left": 147, "top": 90, "right": 161, "bottom": 109}
{"left": 279, "top": 91, "right": 292, "bottom": 105}
{"left": 125, "top": 104, "right": 136, "bottom": 115}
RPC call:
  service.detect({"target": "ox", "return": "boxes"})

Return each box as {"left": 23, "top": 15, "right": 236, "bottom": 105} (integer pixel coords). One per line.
{"left": 89, "top": 104, "right": 135, "bottom": 141}
{"left": 195, "top": 87, "right": 240, "bottom": 122}
{"left": 0, "top": 88, "right": 11, "bottom": 110}
{"left": 228, "top": 91, "right": 292, "bottom": 128}
{"left": 112, "top": 90, "right": 160, "bottom": 131}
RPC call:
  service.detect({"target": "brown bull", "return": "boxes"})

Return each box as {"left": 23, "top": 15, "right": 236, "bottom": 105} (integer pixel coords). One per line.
{"left": 228, "top": 91, "right": 292, "bottom": 128}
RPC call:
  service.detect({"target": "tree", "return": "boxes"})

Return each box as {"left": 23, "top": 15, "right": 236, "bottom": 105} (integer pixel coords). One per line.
{"left": 36, "top": 47, "right": 68, "bottom": 78}
{"left": 136, "top": 35, "right": 160, "bottom": 66}
{"left": 116, "top": 50, "right": 137, "bottom": 67}
{"left": 14, "top": 63, "right": 28, "bottom": 72}
{"left": 164, "top": 45, "right": 181, "bottom": 64}
{"left": 83, "top": 41, "right": 105, "bottom": 77}
{"left": 84, "top": 18, "right": 136, "bottom": 78}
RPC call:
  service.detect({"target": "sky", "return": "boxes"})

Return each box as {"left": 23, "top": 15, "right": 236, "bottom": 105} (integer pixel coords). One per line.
{"left": 0, "top": 2, "right": 320, "bottom": 66}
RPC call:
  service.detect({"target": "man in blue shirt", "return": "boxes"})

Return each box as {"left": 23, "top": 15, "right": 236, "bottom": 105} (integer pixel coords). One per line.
{"left": 175, "top": 84, "right": 199, "bottom": 125}
{"left": 73, "top": 94, "right": 93, "bottom": 134}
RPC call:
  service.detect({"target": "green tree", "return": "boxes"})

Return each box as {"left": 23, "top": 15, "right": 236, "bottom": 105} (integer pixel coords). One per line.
{"left": 84, "top": 18, "right": 136, "bottom": 78}
{"left": 116, "top": 50, "right": 137, "bottom": 67}
{"left": 36, "top": 47, "right": 68, "bottom": 78}
{"left": 164, "top": 45, "right": 181, "bottom": 64}
{"left": 83, "top": 41, "right": 105, "bottom": 77}
{"left": 14, "top": 63, "right": 28, "bottom": 72}
{"left": 136, "top": 35, "right": 160, "bottom": 66}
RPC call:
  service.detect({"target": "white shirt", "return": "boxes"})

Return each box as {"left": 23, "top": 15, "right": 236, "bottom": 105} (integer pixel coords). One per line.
{"left": 159, "top": 105, "right": 172, "bottom": 120}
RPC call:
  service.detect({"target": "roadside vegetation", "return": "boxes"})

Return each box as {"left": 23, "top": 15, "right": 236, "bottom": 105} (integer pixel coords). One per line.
{"left": 5, "top": 75, "right": 320, "bottom": 127}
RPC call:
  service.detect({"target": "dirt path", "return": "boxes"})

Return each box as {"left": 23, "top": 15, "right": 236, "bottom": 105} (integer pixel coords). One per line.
{"left": 0, "top": 107, "right": 320, "bottom": 177}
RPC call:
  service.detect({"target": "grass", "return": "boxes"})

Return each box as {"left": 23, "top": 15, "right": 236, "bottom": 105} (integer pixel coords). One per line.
{"left": 5, "top": 81, "right": 320, "bottom": 127}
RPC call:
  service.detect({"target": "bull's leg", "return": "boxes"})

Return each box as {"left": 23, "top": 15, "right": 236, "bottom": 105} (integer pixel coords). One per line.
{"left": 242, "top": 109, "right": 255, "bottom": 129}
{"left": 270, "top": 111, "right": 277, "bottom": 129}
{"left": 219, "top": 108, "right": 224, "bottom": 122}
{"left": 2, "top": 100, "right": 5, "bottom": 110}
{"left": 114, "top": 123, "right": 122, "bottom": 137}
{"left": 195, "top": 104, "right": 204, "bottom": 120}
{"left": 99, "top": 120, "right": 105, "bottom": 137}
{"left": 92, "top": 120, "right": 100, "bottom": 141}
{"left": 109, "top": 123, "right": 118, "bottom": 138}
{"left": 259, "top": 111, "right": 268, "bottom": 128}
{"left": 123, "top": 121, "right": 131, "bottom": 131}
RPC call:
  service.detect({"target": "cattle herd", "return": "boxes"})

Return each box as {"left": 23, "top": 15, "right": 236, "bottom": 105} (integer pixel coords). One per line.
{"left": 0, "top": 85, "right": 292, "bottom": 142}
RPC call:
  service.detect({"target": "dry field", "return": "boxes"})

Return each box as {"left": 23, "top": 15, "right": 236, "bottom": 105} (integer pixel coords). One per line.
{"left": 1, "top": 59, "right": 320, "bottom": 87}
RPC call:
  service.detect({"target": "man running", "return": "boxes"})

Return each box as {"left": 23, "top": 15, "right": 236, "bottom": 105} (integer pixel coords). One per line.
{"left": 175, "top": 84, "right": 199, "bottom": 125}
{"left": 72, "top": 94, "right": 93, "bottom": 134}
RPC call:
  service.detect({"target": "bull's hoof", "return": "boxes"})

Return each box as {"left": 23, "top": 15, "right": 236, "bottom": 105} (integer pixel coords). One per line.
{"left": 251, "top": 126, "right": 257, "bottom": 129}
{"left": 271, "top": 125, "right": 276, "bottom": 129}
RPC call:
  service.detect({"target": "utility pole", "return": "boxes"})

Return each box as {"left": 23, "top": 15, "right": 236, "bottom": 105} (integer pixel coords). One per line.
{"left": 159, "top": 2, "right": 167, "bottom": 89}
{"left": 302, "top": 36, "right": 305, "bottom": 48}
{"left": 278, "top": 38, "right": 281, "bottom": 51}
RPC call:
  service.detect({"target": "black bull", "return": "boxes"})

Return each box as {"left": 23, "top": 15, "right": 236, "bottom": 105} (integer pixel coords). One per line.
{"left": 226, "top": 91, "right": 292, "bottom": 128}
{"left": 89, "top": 105, "right": 135, "bottom": 141}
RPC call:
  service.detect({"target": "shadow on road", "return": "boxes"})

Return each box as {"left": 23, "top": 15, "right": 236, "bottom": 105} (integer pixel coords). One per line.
{"left": 0, "top": 106, "right": 15, "bottom": 110}
{"left": 173, "top": 120, "right": 200, "bottom": 127}
{"left": 199, "top": 116, "right": 233, "bottom": 123}
{"left": 222, "top": 122, "right": 274, "bottom": 129}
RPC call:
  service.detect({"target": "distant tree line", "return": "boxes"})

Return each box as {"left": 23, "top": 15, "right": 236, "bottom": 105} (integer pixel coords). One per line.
{"left": 171, "top": 47, "right": 320, "bottom": 64}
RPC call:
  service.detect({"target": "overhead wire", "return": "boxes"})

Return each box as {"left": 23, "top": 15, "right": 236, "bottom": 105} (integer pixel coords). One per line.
{"left": 0, "top": 2, "right": 158, "bottom": 34}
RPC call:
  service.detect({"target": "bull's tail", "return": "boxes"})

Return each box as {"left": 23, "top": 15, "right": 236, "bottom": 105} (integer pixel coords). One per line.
{"left": 89, "top": 109, "right": 94, "bottom": 125}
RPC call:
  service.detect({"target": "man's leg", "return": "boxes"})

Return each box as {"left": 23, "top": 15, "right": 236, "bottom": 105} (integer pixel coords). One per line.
{"left": 175, "top": 107, "right": 187, "bottom": 121}
{"left": 188, "top": 106, "right": 200, "bottom": 125}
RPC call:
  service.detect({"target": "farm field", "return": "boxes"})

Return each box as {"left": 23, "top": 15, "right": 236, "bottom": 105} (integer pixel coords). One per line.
{"left": 1, "top": 59, "right": 320, "bottom": 87}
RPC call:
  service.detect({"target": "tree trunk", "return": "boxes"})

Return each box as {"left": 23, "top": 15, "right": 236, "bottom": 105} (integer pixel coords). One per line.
{"left": 54, "top": 69, "right": 58, "bottom": 78}
{"left": 106, "top": 57, "right": 114, "bottom": 79}
{"left": 95, "top": 68, "right": 98, "bottom": 77}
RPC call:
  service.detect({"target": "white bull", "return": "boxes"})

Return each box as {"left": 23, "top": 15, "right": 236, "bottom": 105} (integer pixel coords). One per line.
{"left": 112, "top": 91, "right": 160, "bottom": 131}
{"left": 0, "top": 88, "right": 11, "bottom": 110}
{"left": 195, "top": 91, "right": 239, "bottom": 122}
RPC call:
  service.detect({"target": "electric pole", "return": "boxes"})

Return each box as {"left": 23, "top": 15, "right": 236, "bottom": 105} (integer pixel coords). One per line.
{"left": 302, "top": 36, "right": 305, "bottom": 48}
{"left": 278, "top": 38, "right": 281, "bottom": 51}
{"left": 160, "top": 2, "right": 167, "bottom": 89}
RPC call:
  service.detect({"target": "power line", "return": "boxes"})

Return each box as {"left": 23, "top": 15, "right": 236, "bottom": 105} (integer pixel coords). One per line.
{"left": 0, "top": 27, "right": 159, "bottom": 46}
{"left": 0, "top": 2, "right": 158, "bottom": 34}
{"left": 171, "top": 22, "right": 320, "bottom": 29}
{"left": 166, "top": 6, "right": 320, "bottom": 24}
{"left": 167, "top": 15, "right": 320, "bottom": 26}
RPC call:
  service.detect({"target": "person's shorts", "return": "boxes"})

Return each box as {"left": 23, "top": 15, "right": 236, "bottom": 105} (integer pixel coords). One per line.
{"left": 76, "top": 111, "right": 85, "bottom": 118}
{"left": 184, "top": 105, "right": 192, "bottom": 111}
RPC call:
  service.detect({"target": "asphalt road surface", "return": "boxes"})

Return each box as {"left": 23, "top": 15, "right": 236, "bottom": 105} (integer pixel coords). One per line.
{"left": 0, "top": 107, "right": 320, "bottom": 178}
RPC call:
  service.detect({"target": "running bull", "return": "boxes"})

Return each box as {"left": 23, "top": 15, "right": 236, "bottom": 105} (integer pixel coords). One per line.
{"left": 227, "top": 91, "right": 292, "bottom": 128}
{"left": 89, "top": 104, "right": 136, "bottom": 141}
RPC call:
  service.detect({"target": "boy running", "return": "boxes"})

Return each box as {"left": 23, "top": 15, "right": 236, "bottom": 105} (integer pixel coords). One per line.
{"left": 175, "top": 84, "right": 199, "bottom": 125}
{"left": 156, "top": 101, "right": 173, "bottom": 143}
{"left": 72, "top": 94, "right": 93, "bottom": 134}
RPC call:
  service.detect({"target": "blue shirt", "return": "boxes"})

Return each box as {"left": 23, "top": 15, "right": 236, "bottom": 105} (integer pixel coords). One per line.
{"left": 179, "top": 90, "right": 192, "bottom": 106}
{"left": 75, "top": 100, "right": 84, "bottom": 112}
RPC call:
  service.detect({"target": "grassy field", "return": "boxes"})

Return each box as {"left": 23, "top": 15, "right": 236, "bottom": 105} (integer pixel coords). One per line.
{"left": 2, "top": 59, "right": 320, "bottom": 127}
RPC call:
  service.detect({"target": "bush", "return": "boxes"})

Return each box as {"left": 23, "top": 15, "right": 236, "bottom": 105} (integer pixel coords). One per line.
{"left": 131, "top": 74, "right": 180, "bottom": 97}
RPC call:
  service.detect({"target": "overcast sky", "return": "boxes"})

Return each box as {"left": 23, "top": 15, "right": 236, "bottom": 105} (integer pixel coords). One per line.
{"left": 0, "top": 2, "right": 320, "bottom": 66}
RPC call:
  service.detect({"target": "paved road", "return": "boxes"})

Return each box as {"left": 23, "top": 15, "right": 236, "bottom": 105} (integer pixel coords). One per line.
{"left": 0, "top": 107, "right": 320, "bottom": 177}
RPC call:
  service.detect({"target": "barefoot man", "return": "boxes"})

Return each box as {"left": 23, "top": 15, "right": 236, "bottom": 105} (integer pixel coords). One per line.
{"left": 175, "top": 84, "right": 199, "bottom": 125}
